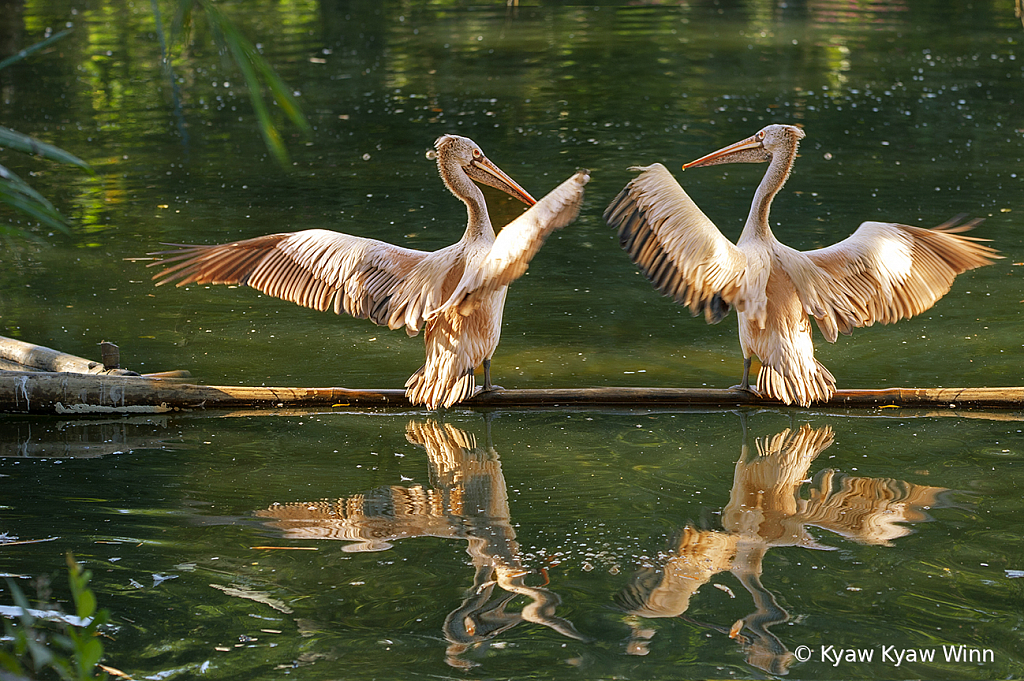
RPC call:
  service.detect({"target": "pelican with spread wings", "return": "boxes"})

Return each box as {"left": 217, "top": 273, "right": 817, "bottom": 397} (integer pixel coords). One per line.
{"left": 152, "top": 134, "right": 589, "bottom": 409}
{"left": 605, "top": 124, "right": 998, "bottom": 406}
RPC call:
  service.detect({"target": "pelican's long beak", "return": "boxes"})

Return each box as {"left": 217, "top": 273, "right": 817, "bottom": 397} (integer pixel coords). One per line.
{"left": 683, "top": 134, "right": 767, "bottom": 170}
{"left": 468, "top": 156, "right": 537, "bottom": 206}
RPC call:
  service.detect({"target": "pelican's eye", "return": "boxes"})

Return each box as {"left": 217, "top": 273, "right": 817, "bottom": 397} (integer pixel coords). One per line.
{"left": 472, "top": 148, "right": 482, "bottom": 159}
{"left": 756, "top": 130, "right": 766, "bottom": 141}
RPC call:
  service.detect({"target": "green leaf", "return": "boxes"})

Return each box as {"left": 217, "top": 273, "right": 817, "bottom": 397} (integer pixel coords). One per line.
{"left": 0, "top": 223, "right": 44, "bottom": 241}
{"left": 0, "top": 28, "right": 73, "bottom": 71}
{"left": 246, "top": 43, "right": 311, "bottom": 136}
{"left": 0, "top": 162, "right": 61, "bottom": 207}
{"left": 0, "top": 649, "right": 29, "bottom": 675}
{"left": 171, "top": 0, "right": 196, "bottom": 45}
{"left": 77, "top": 637, "right": 104, "bottom": 676}
{"left": 193, "top": 0, "right": 309, "bottom": 165}
{"left": 75, "top": 589, "right": 96, "bottom": 621}
{"left": 0, "top": 163, "right": 73, "bottom": 233}
{"left": 0, "top": 126, "right": 94, "bottom": 175}
{"left": 5, "top": 579, "right": 36, "bottom": 627}
{"left": 26, "top": 638, "right": 56, "bottom": 672}
{"left": 0, "top": 183, "right": 72, "bottom": 234}
{"left": 201, "top": 3, "right": 287, "bottom": 164}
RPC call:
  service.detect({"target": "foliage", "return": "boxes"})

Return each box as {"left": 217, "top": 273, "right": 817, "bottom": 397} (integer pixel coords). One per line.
{"left": 1, "top": 2, "right": 311, "bottom": 242}
{"left": 0, "top": 29, "right": 74, "bottom": 72}
{"left": 170, "top": 0, "right": 312, "bottom": 165}
{"left": 0, "top": 31, "right": 93, "bottom": 241}
{"left": 0, "top": 554, "right": 110, "bottom": 681}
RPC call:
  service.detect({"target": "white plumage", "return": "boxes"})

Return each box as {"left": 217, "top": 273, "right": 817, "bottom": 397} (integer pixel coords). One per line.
{"left": 152, "top": 135, "right": 589, "bottom": 409}
{"left": 605, "top": 124, "right": 999, "bottom": 406}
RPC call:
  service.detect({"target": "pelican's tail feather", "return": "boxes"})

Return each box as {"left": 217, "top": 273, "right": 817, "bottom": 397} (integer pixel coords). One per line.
{"left": 756, "top": 359, "right": 835, "bottom": 407}
{"left": 405, "top": 364, "right": 476, "bottom": 411}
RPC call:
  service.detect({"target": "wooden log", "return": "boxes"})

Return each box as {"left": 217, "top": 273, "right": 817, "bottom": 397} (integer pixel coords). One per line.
{"left": 0, "top": 357, "right": 43, "bottom": 372}
{"left": 0, "top": 370, "right": 1020, "bottom": 415}
{"left": 0, "top": 336, "right": 139, "bottom": 376}
{"left": 0, "top": 371, "right": 404, "bottom": 414}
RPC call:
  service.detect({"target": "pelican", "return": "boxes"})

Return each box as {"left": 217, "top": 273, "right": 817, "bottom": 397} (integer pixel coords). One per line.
{"left": 605, "top": 124, "right": 999, "bottom": 406}
{"left": 151, "top": 134, "right": 589, "bottom": 409}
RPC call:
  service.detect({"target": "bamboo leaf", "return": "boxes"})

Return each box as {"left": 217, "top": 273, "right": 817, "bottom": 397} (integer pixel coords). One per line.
{"left": 0, "top": 163, "right": 58, "bottom": 206}
{"left": 196, "top": 0, "right": 309, "bottom": 164}
{"left": 0, "top": 126, "right": 94, "bottom": 174}
{"left": 0, "top": 28, "right": 73, "bottom": 71}
{"left": 202, "top": 2, "right": 289, "bottom": 164}
{"left": 0, "top": 223, "right": 45, "bottom": 242}
{"left": 0, "top": 31, "right": 90, "bottom": 240}
{"left": 0, "top": 186, "right": 73, "bottom": 233}
{"left": 245, "top": 44, "right": 311, "bottom": 135}
{"left": 0, "top": 164, "right": 73, "bottom": 234}
{"left": 171, "top": 0, "right": 196, "bottom": 45}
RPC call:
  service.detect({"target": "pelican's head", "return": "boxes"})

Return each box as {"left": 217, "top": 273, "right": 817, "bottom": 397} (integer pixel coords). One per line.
{"left": 683, "top": 124, "right": 804, "bottom": 170}
{"left": 433, "top": 134, "right": 536, "bottom": 206}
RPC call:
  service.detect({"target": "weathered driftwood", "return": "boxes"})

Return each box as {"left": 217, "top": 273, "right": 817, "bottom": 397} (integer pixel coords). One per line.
{"left": 0, "top": 370, "right": 1020, "bottom": 415}
{"left": 0, "top": 371, "right": 404, "bottom": 414}
{"left": 0, "top": 357, "right": 42, "bottom": 372}
{"left": 0, "top": 335, "right": 139, "bottom": 376}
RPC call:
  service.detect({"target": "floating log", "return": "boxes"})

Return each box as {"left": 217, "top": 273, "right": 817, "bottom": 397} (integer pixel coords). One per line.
{"left": 1, "top": 335, "right": 1020, "bottom": 415}
{"left": 0, "top": 357, "right": 42, "bottom": 372}
{"left": 0, "top": 370, "right": 1020, "bottom": 415}
{"left": 0, "top": 335, "right": 139, "bottom": 376}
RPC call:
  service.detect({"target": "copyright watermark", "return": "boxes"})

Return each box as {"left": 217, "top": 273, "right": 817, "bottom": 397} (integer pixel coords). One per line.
{"left": 793, "top": 644, "right": 995, "bottom": 667}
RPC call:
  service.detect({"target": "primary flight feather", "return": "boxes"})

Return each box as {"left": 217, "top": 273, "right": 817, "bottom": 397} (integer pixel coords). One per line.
{"left": 605, "top": 124, "right": 998, "bottom": 406}
{"left": 152, "top": 134, "right": 589, "bottom": 409}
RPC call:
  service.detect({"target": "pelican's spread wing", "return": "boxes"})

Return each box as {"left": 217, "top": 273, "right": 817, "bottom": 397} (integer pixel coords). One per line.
{"left": 604, "top": 163, "right": 747, "bottom": 323}
{"left": 778, "top": 216, "right": 1000, "bottom": 342}
{"left": 438, "top": 169, "right": 590, "bottom": 317}
{"left": 149, "top": 229, "right": 449, "bottom": 334}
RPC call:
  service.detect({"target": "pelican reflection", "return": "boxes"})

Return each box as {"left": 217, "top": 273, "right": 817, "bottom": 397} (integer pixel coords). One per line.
{"left": 255, "top": 419, "right": 587, "bottom": 668}
{"left": 617, "top": 423, "right": 946, "bottom": 675}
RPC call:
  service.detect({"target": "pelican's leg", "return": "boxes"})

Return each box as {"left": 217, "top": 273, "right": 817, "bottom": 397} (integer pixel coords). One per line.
{"left": 730, "top": 357, "right": 760, "bottom": 397}
{"left": 482, "top": 359, "right": 504, "bottom": 392}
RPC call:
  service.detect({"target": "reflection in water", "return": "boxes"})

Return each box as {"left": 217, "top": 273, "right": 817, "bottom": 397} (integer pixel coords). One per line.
{"left": 617, "top": 423, "right": 947, "bottom": 675}
{"left": 255, "top": 419, "right": 587, "bottom": 668}
{"left": 0, "top": 417, "right": 174, "bottom": 458}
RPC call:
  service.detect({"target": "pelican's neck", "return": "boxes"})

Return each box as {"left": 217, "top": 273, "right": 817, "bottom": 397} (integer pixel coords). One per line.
{"left": 740, "top": 140, "right": 797, "bottom": 243}
{"left": 439, "top": 159, "right": 494, "bottom": 242}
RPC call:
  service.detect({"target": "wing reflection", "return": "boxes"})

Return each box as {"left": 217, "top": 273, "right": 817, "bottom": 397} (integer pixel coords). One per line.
{"left": 618, "top": 423, "right": 946, "bottom": 675}
{"left": 255, "top": 419, "right": 587, "bottom": 668}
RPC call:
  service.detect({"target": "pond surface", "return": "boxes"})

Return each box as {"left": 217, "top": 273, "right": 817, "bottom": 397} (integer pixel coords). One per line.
{"left": 1, "top": 1, "right": 1022, "bottom": 679}
{"left": 3, "top": 409, "right": 1023, "bottom": 680}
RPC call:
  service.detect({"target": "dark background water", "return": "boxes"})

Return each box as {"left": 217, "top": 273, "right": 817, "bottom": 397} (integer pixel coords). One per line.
{"left": 1, "top": 1, "right": 1022, "bottom": 679}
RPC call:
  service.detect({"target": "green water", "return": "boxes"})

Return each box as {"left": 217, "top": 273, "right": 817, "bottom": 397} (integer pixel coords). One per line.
{"left": 1, "top": 1, "right": 1022, "bottom": 679}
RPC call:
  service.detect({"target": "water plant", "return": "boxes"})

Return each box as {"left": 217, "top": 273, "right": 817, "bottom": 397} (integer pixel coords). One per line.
{"left": 0, "top": 553, "right": 110, "bottom": 681}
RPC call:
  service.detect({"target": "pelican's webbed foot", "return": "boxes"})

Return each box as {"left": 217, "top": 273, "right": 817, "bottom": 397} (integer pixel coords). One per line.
{"left": 472, "top": 384, "right": 505, "bottom": 398}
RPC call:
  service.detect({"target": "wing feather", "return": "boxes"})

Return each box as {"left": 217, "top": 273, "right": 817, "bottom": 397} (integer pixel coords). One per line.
{"left": 149, "top": 229, "right": 446, "bottom": 333}
{"left": 437, "top": 169, "right": 590, "bottom": 317}
{"left": 777, "top": 216, "right": 1000, "bottom": 342}
{"left": 603, "top": 163, "right": 746, "bottom": 323}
